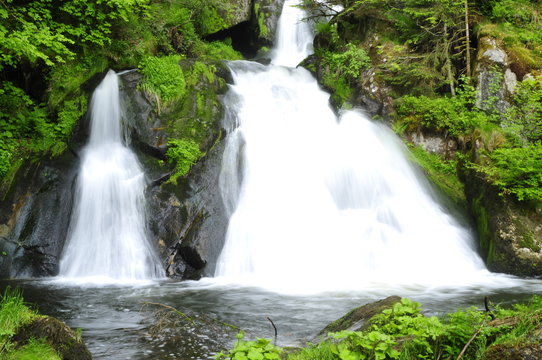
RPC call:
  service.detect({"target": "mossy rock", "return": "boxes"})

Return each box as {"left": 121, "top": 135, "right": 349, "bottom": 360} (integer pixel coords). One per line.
{"left": 12, "top": 316, "right": 92, "bottom": 360}
{"left": 317, "top": 296, "right": 401, "bottom": 338}
{"left": 462, "top": 168, "right": 542, "bottom": 276}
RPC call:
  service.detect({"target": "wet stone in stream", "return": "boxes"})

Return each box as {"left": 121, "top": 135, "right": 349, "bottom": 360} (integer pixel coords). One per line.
{"left": 141, "top": 304, "right": 239, "bottom": 359}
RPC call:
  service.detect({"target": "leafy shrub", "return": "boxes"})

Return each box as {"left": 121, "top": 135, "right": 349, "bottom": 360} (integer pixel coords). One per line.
{"left": 504, "top": 77, "right": 542, "bottom": 144}
{"left": 322, "top": 43, "right": 371, "bottom": 82}
{"left": 475, "top": 144, "right": 542, "bottom": 201}
{"left": 0, "top": 0, "right": 148, "bottom": 70}
{"left": 166, "top": 139, "right": 204, "bottom": 184}
{"left": 215, "top": 331, "right": 283, "bottom": 360}
{"left": 319, "top": 43, "right": 371, "bottom": 105}
{"left": 395, "top": 91, "right": 491, "bottom": 139}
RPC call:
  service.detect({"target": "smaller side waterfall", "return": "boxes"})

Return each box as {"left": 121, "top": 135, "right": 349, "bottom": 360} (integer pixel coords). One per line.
{"left": 59, "top": 70, "right": 164, "bottom": 283}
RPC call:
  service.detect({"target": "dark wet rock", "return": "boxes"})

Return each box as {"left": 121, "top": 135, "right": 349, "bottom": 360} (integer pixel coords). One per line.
{"left": 12, "top": 316, "right": 92, "bottom": 360}
{"left": 152, "top": 140, "right": 229, "bottom": 280}
{"left": 462, "top": 168, "right": 542, "bottom": 276}
{"left": 316, "top": 296, "right": 401, "bottom": 339}
{"left": 0, "top": 153, "right": 78, "bottom": 278}
{"left": 121, "top": 66, "right": 230, "bottom": 280}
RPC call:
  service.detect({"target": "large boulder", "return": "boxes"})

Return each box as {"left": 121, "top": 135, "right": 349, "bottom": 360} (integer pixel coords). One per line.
{"left": 316, "top": 296, "right": 401, "bottom": 339}
{"left": 121, "top": 64, "right": 230, "bottom": 280}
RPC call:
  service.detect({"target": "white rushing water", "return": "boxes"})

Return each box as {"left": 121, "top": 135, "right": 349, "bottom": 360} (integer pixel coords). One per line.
{"left": 214, "top": 0, "right": 516, "bottom": 294}
{"left": 58, "top": 70, "right": 164, "bottom": 284}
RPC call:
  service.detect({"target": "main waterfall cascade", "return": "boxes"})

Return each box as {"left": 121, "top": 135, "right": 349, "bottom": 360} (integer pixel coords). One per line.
{"left": 58, "top": 70, "right": 164, "bottom": 283}
{"left": 214, "top": 0, "right": 504, "bottom": 293}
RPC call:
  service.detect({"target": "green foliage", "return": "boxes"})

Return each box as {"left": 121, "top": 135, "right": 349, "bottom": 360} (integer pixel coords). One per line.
{"left": 215, "top": 331, "right": 283, "bottom": 360}
{"left": 0, "top": 288, "right": 60, "bottom": 360}
{"left": 193, "top": 40, "right": 243, "bottom": 61}
{"left": 0, "top": 288, "right": 38, "bottom": 349}
{"left": 0, "top": 80, "right": 87, "bottom": 178}
{"left": 166, "top": 139, "right": 205, "bottom": 184}
{"left": 319, "top": 43, "right": 371, "bottom": 106}
{"left": 503, "top": 77, "right": 542, "bottom": 144}
{"left": 139, "top": 55, "right": 186, "bottom": 109}
{"left": 2, "top": 338, "right": 61, "bottom": 360}
{"left": 395, "top": 81, "right": 492, "bottom": 138}
{"left": 217, "top": 296, "right": 542, "bottom": 360}
{"left": 0, "top": 0, "right": 148, "bottom": 70}
{"left": 322, "top": 43, "right": 371, "bottom": 81}
{"left": 479, "top": 0, "right": 542, "bottom": 71}
{"left": 474, "top": 144, "right": 542, "bottom": 201}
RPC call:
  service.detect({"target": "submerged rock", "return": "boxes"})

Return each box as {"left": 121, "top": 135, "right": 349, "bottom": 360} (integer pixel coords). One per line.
{"left": 12, "top": 316, "right": 92, "bottom": 360}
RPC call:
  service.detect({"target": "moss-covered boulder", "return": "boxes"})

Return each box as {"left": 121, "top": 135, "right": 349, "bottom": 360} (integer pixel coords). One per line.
{"left": 121, "top": 60, "right": 230, "bottom": 280}
{"left": 463, "top": 168, "right": 542, "bottom": 276}
{"left": 11, "top": 316, "right": 92, "bottom": 360}
{"left": 316, "top": 296, "right": 401, "bottom": 339}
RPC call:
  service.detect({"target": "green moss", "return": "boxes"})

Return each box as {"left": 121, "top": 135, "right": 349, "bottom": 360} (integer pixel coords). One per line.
{"left": 47, "top": 53, "right": 109, "bottom": 111}
{"left": 406, "top": 146, "right": 465, "bottom": 208}
{"left": 472, "top": 195, "right": 495, "bottom": 264}
{"left": 254, "top": 3, "right": 269, "bottom": 38}
{"left": 193, "top": 40, "right": 243, "bottom": 61}
{"left": 138, "top": 55, "right": 186, "bottom": 111}
{"left": 198, "top": 5, "right": 229, "bottom": 35}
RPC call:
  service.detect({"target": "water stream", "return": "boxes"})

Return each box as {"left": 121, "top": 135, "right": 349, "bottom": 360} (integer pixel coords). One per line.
{"left": 58, "top": 70, "right": 164, "bottom": 283}
{"left": 213, "top": 0, "right": 509, "bottom": 294}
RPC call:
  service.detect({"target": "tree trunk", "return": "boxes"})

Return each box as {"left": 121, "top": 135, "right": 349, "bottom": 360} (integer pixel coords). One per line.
{"left": 464, "top": 0, "right": 471, "bottom": 77}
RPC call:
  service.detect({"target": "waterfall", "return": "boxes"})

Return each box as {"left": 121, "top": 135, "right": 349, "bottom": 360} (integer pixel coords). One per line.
{"left": 215, "top": 0, "right": 495, "bottom": 293}
{"left": 58, "top": 70, "right": 164, "bottom": 283}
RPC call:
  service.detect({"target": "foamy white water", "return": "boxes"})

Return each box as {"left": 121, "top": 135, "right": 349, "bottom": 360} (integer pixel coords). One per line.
{"left": 272, "top": 0, "right": 313, "bottom": 67}
{"left": 213, "top": 0, "right": 523, "bottom": 294}
{"left": 58, "top": 70, "right": 164, "bottom": 283}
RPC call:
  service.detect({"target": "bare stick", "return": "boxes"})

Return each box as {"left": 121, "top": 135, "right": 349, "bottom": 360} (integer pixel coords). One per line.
{"left": 267, "top": 316, "right": 278, "bottom": 343}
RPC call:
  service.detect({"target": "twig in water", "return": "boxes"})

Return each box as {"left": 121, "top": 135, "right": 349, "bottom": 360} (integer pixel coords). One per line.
{"left": 484, "top": 296, "right": 495, "bottom": 320}
{"left": 266, "top": 316, "right": 278, "bottom": 344}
